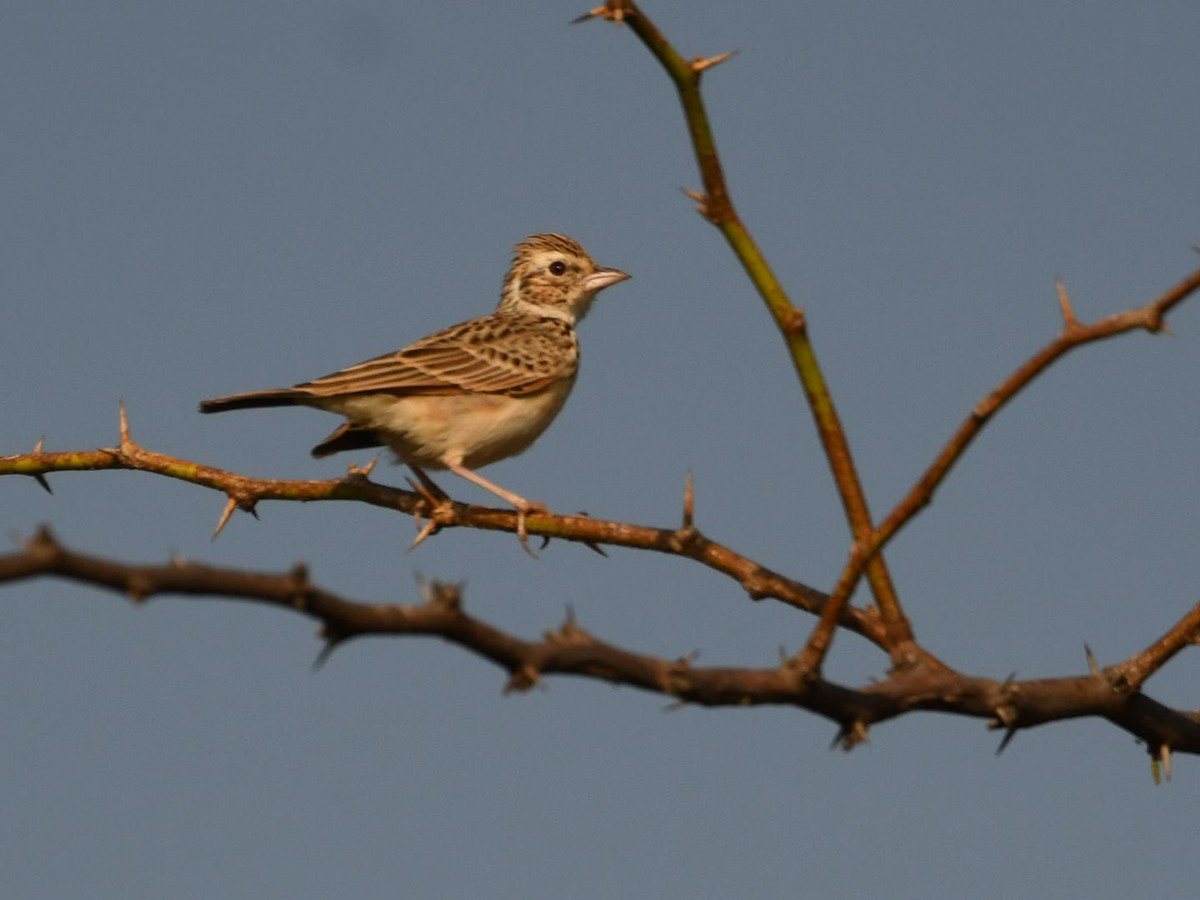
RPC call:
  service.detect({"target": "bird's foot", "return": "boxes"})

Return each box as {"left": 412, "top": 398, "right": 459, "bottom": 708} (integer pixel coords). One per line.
{"left": 514, "top": 499, "right": 549, "bottom": 559}
{"left": 406, "top": 468, "right": 455, "bottom": 551}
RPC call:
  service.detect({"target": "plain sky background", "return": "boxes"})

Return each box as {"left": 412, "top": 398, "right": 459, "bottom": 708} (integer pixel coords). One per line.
{"left": 3, "top": 3, "right": 1199, "bottom": 898}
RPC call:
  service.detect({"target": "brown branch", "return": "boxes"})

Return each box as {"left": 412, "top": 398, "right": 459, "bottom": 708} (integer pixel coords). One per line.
{"left": 796, "top": 271, "right": 1200, "bottom": 681}
{"left": 880, "top": 267, "right": 1200, "bottom": 556}
{"left": 807, "top": 267, "right": 1200, "bottom": 658}
{"left": 587, "top": 3, "right": 1200, "bottom": 685}
{"left": 2, "top": 4, "right": 1194, "bottom": 771}
{"left": 796, "top": 268, "right": 1200, "bottom": 675}
{"left": 0, "top": 409, "right": 874, "bottom": 641}
{"left": 1113, "top": 601, "right": 1200, "bottom": 692}
{"left": 4, "top": 527, "right": 1199, "bottom": 757}
{"left": 585, "top": 1, "right": 911, "bottom": 662}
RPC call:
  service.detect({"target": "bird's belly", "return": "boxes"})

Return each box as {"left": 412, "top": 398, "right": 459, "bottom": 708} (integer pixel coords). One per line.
{"left": 327, "top": 379, "right": 575, "bottom": 470}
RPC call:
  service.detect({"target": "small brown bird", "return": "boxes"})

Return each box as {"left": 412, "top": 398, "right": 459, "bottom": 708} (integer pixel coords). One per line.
{"left": 200, "top": 234, "right": 630, "bottom": 544}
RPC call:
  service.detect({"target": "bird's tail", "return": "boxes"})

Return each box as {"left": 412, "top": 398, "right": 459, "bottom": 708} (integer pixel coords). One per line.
{"left": 198, "top": 389, "right": 301, "bottom": 414}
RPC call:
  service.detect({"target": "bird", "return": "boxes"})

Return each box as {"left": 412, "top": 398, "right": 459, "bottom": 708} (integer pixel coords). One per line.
{"left": 199, "top": 233, "right": 630, "bottom": 548}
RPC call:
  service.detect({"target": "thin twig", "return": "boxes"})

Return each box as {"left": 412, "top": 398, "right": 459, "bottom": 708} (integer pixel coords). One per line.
{"left": 609, "top": 2, "right": 910, "bottom": 657}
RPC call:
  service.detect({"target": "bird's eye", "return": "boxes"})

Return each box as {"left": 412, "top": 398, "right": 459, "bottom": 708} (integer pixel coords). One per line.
{"left": 549, "top": 260, "right": 567, "bottom": 276}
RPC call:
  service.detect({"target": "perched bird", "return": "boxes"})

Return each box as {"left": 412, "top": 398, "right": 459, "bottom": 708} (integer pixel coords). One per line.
{"left": 200, "top": 233, "right": 630, "bottom": 546}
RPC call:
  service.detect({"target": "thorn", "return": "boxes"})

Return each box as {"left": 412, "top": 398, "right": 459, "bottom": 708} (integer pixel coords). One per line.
{"left": 312, "top": 642, "right": 336, "bottom": 671}
{"left": 118, "top": 400, "right": 132, "bottom": 448}
{"left": 568, "top": 511, "right": 607, "bottom": 557}
{"left": 408, "top": 518, "right": 441, "bottom": 551}
{"left": 570, "top": 6, "right": 603, "bottom": 23}
{"left": 832, "top": 720, "right": 869, "bottom": 751}
{"left": 689, "top": 50, "right": 737, "bottom": 73}
{"left": 212, "top": 497, "right": 238, "bottom": 540}
{"left": 675, "top": 649, "right": 699, "bottom": 666}
{"left": 423, "top": 580, "right": 462, "bottom": 611}
{"left": 30, "top": 438, "right": 53, "bottom": 492}
{"left": 992, "top": 701, "right": 1017, "bottom": 726}
{"left": 995, "top": 727, "right": 1019, "bottom": 756}
{"left": 347, "top": 455, "right": 379, "bottom": 477}
{"left": 680, "top": 187, "right": 716, "bottom": 222}
{"left": 503, "top": 664, "right": 542, "bottom": 694}
{"left": 571, "top": 0, "right": 631, "bottom": 24}
{"left": 546, "top": 616, "right": 580, "bottom": 643}
{"left": 29, "top": 525, "right": 58, "bottom": 551}
{"left": 1084, "top": 643, "right": 1100, "bottom": 675}
{"left": 1056, "top": 277, "right": 1078, "bottom": 329}
{"left": 312, "top": 629, "right": 343, "bottom": 671}
{"left": 682, "top": 469, "right": 694, "bottom": 528}
{"left": 14, "top": 526, "right": 47, "bottom": 553}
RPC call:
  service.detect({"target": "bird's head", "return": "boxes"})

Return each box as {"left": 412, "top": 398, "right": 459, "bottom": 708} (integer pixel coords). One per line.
{"left": 498, "top": 233, "right": 629, "bottom": 322}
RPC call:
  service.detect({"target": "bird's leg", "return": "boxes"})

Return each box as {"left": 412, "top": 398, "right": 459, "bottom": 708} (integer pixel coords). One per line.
{"left": 405, "top": 464, "right": 453, "bottom": 551}
{"left": 446, "top": 462, "right": 547, "bottom": 556}
{"left": 408, "top": 464, "right": 449, "bottom": 503}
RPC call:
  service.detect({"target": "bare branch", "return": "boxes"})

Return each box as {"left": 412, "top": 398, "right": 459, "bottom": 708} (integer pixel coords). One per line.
{"left": 0, "top": 429, "right": 853, "bottom": 638}
{"left": 798, "top": 267, "right": 1200, "bottom": 673}
{"left": 607, "top": 0, "right": 911, "bottom": 656}
{"left": 857, "top": 267, "right": 1200, "bottom": 580}
{"left": 3, "top": 528, "right": 1199, "bottom": 755}
{"left": 1113, "top": 601, "right": 1200, "bottom": 691}
{"left": 3, "top": 3, "right": 1196, "bottom": 772}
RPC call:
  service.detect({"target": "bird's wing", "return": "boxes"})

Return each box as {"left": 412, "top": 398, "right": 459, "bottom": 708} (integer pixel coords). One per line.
{"left": 293, "top": 315, "right": 578, "bottom": 399}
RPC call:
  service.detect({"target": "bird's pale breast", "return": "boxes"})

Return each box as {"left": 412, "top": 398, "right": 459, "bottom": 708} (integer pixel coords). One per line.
{"left": 323, "top": 375, "right": 577, "bottom": 469}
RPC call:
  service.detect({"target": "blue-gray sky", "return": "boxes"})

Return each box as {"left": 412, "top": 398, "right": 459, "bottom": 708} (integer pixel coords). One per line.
{"left": 4, "top": 3, "right": 1199, "bottom": 898}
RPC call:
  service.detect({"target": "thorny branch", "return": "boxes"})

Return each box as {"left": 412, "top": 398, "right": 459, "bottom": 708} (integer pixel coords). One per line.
{"left": 0, "top": 406, "right": 851, "bottom": 636}
{"left": 796, "top": 265, "right": 1200, "bottom": 677}
{"left": 580, "top": 0, "right": 910, "bottom": 663}
{"left": 2, "top": 2, "right": 1199, "bottom": 772}
{"left": 581, "top": 0, "right": 1200, "bottom": 691}
{"left": 4, "top": 527, "right": 1200, "bottom": 760}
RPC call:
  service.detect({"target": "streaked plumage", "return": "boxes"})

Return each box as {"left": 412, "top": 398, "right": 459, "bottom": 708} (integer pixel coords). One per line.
{"left": 200, "top": 234, "right": 629, "bottom": 542}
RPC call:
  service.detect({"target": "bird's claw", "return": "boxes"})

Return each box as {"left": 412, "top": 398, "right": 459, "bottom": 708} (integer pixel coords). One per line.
{"left": 405, "top": 471, "right": 456, "bottom": 551}
{"left": 515, "top": 501, "right": 549, "bottom": 559}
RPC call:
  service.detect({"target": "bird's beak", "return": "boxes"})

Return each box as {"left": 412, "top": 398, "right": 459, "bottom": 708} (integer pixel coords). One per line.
{"left": 581, "top": 267, "right": 631, "bottom": 294}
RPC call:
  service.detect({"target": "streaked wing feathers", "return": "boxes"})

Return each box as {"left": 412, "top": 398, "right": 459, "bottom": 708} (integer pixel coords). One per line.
{"left": 294, "top": 315, "right": 577, "bottom": 399}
